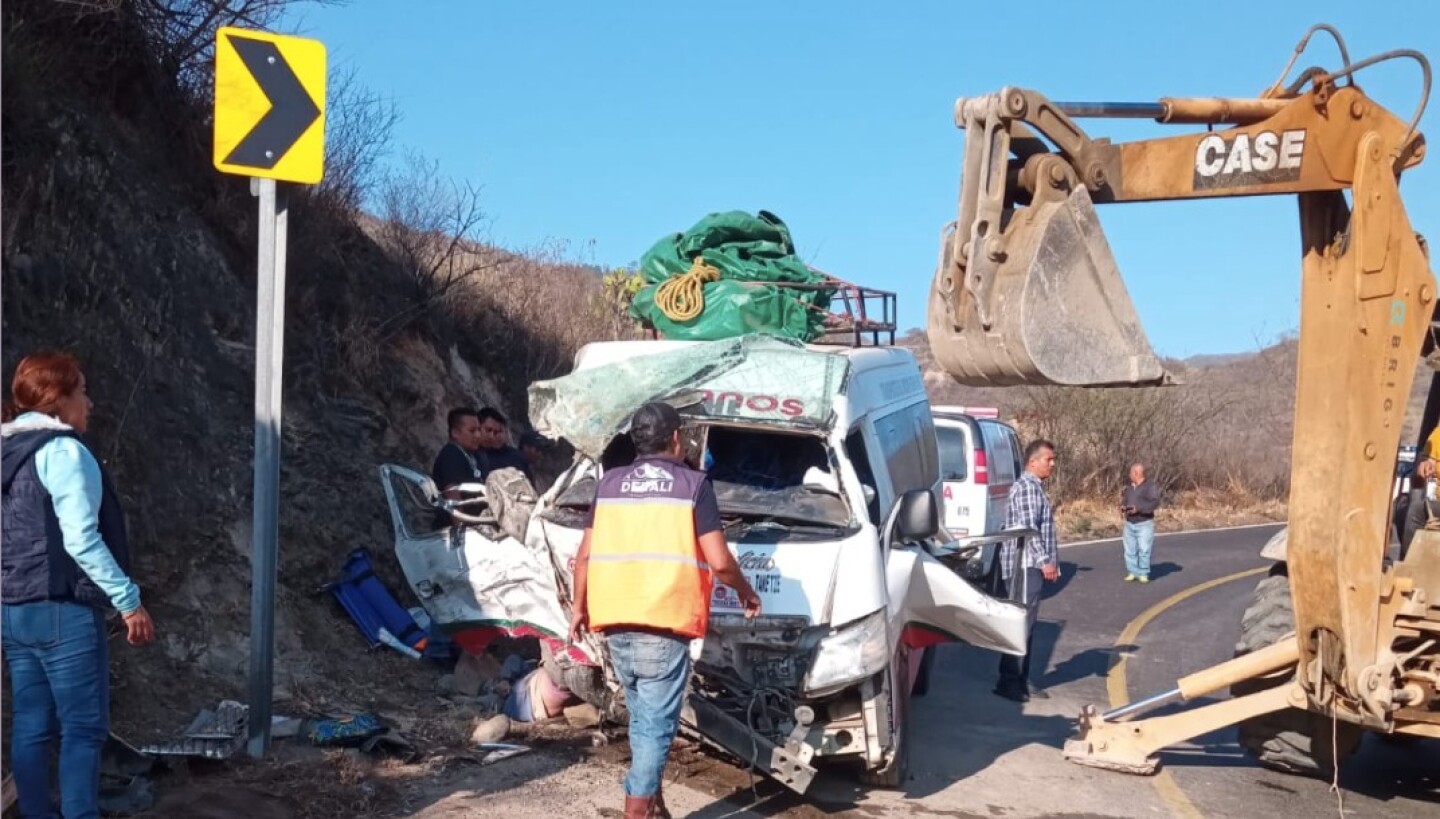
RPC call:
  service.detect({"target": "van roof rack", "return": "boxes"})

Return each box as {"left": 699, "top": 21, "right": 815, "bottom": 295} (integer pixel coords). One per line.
{"left": 809, "top": 270, "right": 898, "bottom": 348}
{"left": 639, "top": 270, "right": 898, "bottom": 348}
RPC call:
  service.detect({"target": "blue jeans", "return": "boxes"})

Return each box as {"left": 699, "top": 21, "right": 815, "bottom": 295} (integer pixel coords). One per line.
{"left": 606, "top": 630, "right": 691, "bottom": 797}
{"left": 1124, "top": 519, "right": 1156, "bottom": 578}
{"left": 2, "top": 601, "right": 110, "bottom": 819}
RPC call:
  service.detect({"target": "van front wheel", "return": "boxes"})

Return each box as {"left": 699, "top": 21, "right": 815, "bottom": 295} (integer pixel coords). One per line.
{"left": 912, "top": 647, "right": 934, "bottom": 698}
{"left": 859, "top": 650, "right": 912, "bottom": 788}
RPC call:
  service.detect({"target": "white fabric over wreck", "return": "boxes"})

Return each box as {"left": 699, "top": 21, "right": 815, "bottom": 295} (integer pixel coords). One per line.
{"left": 527, "top": 334, "right": 850, "bottom": 459}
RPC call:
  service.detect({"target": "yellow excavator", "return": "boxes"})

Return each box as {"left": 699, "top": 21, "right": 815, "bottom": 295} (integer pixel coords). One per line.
{"left": 927, "top": 24, "right": 1438, "bottom": 776}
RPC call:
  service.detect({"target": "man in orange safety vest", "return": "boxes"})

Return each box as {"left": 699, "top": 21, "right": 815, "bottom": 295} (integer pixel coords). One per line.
{"left": 570, "top": 402, "right": 761, "bottom": 819}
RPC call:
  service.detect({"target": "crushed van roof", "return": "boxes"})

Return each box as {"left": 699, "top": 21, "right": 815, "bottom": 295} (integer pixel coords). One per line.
{"left": 529, "top": 334, "right": 852, "bottom": 458}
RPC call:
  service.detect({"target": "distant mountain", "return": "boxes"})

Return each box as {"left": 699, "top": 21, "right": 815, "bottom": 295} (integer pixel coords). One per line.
{"left": 901, "top": 327, "right": 1430, "bottom": 447}
{"left": 1182, "top": 352, "right": 1252, "bottom": 368}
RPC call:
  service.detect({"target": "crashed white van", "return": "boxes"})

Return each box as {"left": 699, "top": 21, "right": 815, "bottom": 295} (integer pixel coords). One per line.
{"left": 380, "top": 334, "right": 1030, "bottom": 792}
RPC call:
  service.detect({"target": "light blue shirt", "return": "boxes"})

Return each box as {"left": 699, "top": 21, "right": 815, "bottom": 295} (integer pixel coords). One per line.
{"left": 10, "top": 412, "right": 141, "bottom": 613}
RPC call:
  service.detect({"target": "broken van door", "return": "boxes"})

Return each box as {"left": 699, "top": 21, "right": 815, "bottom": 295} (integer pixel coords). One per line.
{"left": 887, "top": 543, "right": 1030, "bottom": 655}
{"left": 378, "top": 464, "right": 595, "bottom": 665}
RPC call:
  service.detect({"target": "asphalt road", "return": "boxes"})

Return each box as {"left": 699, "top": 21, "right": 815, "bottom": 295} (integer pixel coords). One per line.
{"left": 673, "top": 523, "right": 1440, "bottom": 819}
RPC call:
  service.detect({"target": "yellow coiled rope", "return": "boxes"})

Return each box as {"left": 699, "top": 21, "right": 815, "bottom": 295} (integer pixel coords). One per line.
{"left": 655, "top": 257, "right": 722, "bottom": 322}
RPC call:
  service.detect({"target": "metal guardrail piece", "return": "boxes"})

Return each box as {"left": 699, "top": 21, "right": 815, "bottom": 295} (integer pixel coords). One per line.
{"left": 140, "top": 735, "right": 246, "bottom": 760}
{"left": 185, "top": 699, "right": 249, "bottom": 740}
{"left": 140, "top": 700, "right": 250, "bottom": 760}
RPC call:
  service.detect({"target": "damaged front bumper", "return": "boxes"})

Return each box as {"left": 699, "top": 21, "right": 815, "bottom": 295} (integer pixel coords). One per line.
{"left": 679, "top": 611, "right": 899, "bottom": 795}
{"left": 681, "top": 694, "right": 819, "bottom": 793}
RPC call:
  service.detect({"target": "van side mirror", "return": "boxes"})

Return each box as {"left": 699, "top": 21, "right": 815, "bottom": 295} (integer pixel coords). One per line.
{"left": 894, "top": 489, "right": 938, "bottom": 543}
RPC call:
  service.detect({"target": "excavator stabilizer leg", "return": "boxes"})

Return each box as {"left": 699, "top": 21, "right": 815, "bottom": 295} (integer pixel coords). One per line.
{"left": 1064, "top": 683, "right": 1304, "bottom": 774}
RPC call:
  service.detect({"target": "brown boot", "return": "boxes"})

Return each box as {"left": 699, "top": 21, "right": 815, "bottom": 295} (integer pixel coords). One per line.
{"left": 624, "top": 795, "right": 657, "bottom": 819}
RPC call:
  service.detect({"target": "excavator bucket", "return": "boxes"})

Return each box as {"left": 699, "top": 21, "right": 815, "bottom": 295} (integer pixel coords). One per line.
{"left": 925, "top": 86, "right": 1172, "bottom": 388}
{"left": 927, "top": 184, "right": 1171, "bottom": 387}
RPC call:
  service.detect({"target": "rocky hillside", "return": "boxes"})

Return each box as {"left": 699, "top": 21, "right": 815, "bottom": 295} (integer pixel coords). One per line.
{"left": 1, "top": 1, "right": 618, "bottom": 740}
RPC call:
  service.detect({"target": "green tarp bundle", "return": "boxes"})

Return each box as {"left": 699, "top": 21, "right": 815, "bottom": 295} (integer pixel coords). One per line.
{"left": 629, "top": 210, "right": 834, "bottom": 342}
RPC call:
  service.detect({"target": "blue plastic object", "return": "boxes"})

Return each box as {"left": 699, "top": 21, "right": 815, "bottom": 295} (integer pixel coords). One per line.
{"left": 326, "top": 548, "right": 429, "bottom": 654}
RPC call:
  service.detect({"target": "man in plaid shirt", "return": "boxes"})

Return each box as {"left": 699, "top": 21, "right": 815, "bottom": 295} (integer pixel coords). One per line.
{"left": 995, "top": 438, "right": 1060, "bottom": 703}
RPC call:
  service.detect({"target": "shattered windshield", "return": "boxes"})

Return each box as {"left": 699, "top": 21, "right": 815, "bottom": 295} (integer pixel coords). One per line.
{"left": 704, "top": 426, "right": 852, "bottom": 530}
{"left": 546, "top": 426, "right": 853, "bottom": 531}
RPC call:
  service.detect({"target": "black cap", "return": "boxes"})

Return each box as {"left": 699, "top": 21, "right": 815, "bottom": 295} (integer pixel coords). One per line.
{"left": 630, "top": 401, "right": 683, "bottom": 453}
{"left": 520, "top": 430, "right": 553, "bottom": 450}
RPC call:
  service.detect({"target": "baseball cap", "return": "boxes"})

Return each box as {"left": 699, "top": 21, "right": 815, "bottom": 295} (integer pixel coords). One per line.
{"left": 520, "top": 430, "right": 553, "bottom": 449}
{"left": 630, "top": 401, "right": 683, "bottom": 442}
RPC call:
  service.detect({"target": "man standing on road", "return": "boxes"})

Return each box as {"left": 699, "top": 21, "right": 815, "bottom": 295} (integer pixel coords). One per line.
{"left": 1121, "top": 463, "right": 1162, "bottom": 583}
{"left": 995, "top": 439, "right": 1060, "bottom": 704}
{"left": 569, "top": 402, "right": 761, "bottom": 819}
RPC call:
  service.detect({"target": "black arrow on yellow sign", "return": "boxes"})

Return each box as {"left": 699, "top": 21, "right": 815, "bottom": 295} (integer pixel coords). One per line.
{"left": 223, "top": 34, "right": 321, "bottom": 170}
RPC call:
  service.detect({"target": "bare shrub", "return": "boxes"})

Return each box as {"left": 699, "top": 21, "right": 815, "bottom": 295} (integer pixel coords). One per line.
{"left": 904, "top": 329, "right": 1299, "bottom": 504}
{"left": 445, "top": 244, "right": 645, "bottom": 394}
{"left": 134, "top": 0, "right": 347, "bottom": 94}
{"left": 45, "top": 1, "right": 344, "bottom": 95}
{"left": 1014, "top": 380, "right": 1236, "bottom": 503}
{"left": 317, "top": 64, "right": 401, "bottom": 215}
{"left": 371, "top": 151, "right": 497, "bottom": 334}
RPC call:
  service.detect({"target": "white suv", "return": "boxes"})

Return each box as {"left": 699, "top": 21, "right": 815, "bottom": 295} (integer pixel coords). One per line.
{"left": 930, "top": 406, "right": 1024, "bottom": 540}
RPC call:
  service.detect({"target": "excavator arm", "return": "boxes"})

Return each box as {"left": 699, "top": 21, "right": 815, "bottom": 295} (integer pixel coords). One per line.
{"left": 926, "top": 25, "right": 1440, "bottom": 774}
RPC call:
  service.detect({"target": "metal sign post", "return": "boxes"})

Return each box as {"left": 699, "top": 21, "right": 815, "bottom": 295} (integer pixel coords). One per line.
{"left": 212, "top": 26, "right": 325, "bottom": 758}
{"left": 247, "top": 177, "right": 289, "bottom": 757}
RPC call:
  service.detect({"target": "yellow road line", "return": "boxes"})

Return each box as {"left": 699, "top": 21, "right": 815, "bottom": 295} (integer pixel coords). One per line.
{"left": 1107, "top": 565, "right": 1270, "bottom": 819}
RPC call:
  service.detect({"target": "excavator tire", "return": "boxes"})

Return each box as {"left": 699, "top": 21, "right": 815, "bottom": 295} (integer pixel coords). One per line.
{"left": 1231, "top": 563, "right": 1362, "bottom": 777}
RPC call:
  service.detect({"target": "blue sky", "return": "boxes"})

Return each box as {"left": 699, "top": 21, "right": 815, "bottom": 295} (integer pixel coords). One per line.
{"left": 280, "top": 2, "right": 1439, "bottom": 358}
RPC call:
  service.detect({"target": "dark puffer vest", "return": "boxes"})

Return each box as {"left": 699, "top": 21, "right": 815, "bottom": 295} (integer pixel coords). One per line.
{"left": 2, "top": 425, "right": 130, "bottom": 610}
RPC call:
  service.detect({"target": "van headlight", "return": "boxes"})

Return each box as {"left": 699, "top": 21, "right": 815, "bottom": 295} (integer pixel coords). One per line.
{"left": 802, "top": 609, "right": 890, "bottom": 695}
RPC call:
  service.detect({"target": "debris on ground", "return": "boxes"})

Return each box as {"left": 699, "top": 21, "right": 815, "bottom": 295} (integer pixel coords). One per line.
{"left": 307, "top": 712, "right": 386, "bottom": 747}
{"left": 140, "top": 700, "right": 249, "bottom": 760}
{"left": 98, "top": 772, "right": 155, "bottom": 816}
{"left": 323, "top": 548, "right": 433, "bottom": 658}
{"left": 356, "top": 728, "right": 422, "bottom": 763}
{"left": 471, "top": 742, "right": 532, "bottom": 766}
{"left": 99, "top": 733, "right": 158, "bottom": 816}
{"left": 94, "top": 628, "right": 602, "bottom": 814}
{"left": 271, "top": 715, "right": 304, "bottom": 740}
{"left": 377, "top": 627, "right": 423, "bottom": 659}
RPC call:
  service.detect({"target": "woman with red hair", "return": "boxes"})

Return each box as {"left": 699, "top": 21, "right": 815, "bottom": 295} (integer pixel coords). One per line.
{"left": 2, "top": 352, "right": 155, "bottom": 819}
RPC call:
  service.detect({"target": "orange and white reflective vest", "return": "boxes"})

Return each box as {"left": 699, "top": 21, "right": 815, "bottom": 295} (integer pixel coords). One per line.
{"left": 586, "top": 456, "right": 716, "bottom": 639}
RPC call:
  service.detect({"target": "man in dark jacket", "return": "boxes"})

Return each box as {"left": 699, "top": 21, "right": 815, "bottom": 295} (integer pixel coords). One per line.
{"left": 433, "top": 407, "right": 484, "bottom": 497}
{"left": 476, "top": 407, "right": 533, "bottom": 483}
{"left": 1121, "top": 463, "right": 1162, "bottom": 583}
